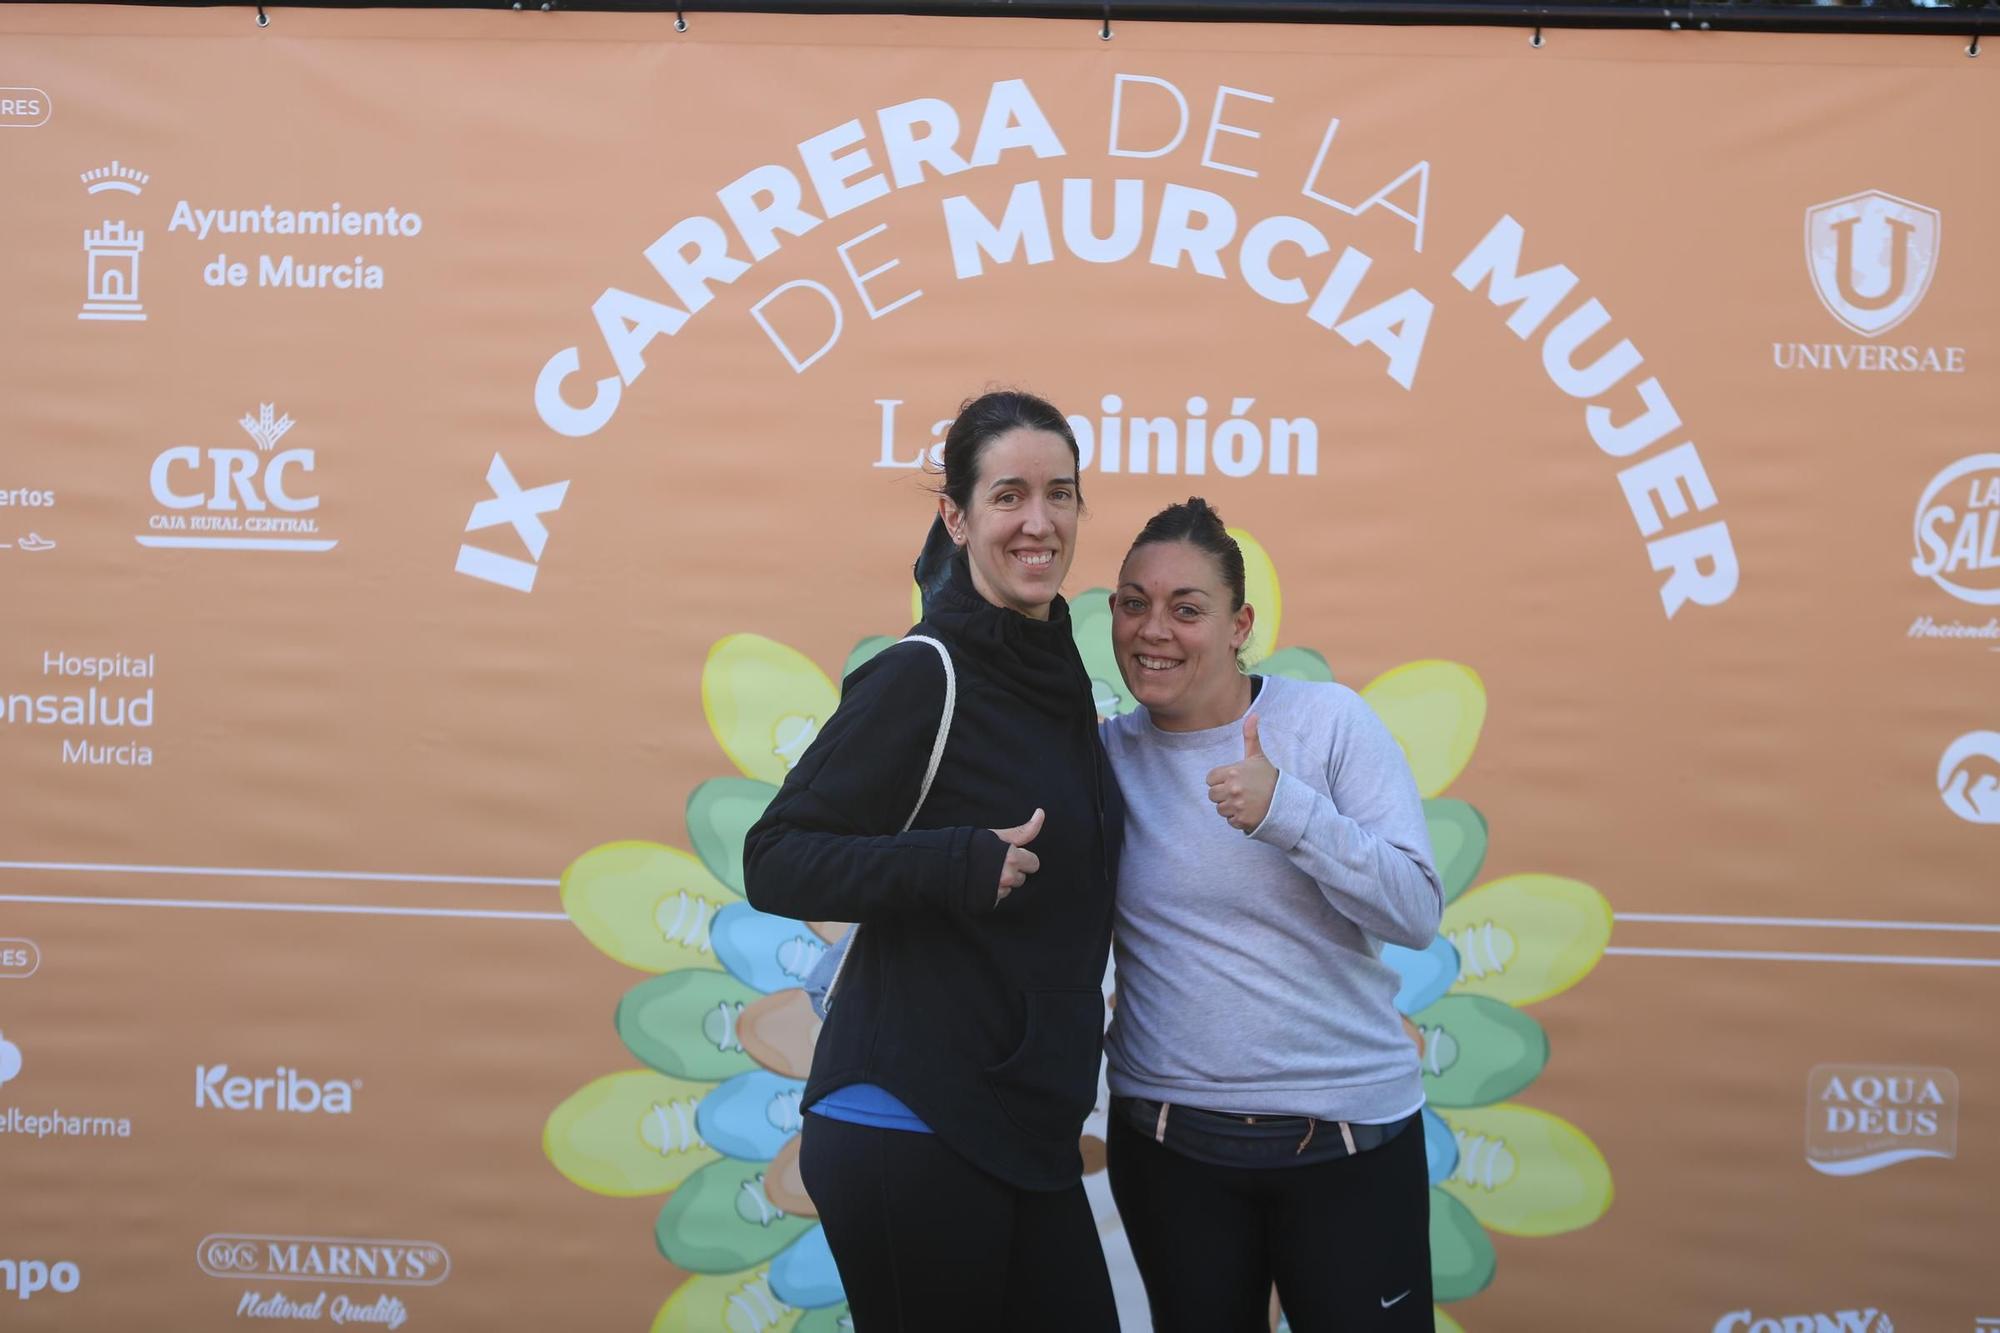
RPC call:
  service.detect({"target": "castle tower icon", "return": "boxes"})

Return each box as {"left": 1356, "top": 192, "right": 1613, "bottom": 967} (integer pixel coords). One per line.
{"left": 80, "top": 219, "right": 147, "bottom": 322}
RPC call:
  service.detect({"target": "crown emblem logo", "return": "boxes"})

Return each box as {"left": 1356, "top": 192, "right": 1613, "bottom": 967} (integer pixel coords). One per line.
{"left": 80, "top": 160, "right": 150, "bottom": 196}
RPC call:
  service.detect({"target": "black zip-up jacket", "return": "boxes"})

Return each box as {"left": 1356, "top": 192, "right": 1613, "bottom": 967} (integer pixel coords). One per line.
{"left": 742, "top": 557, "right": 1123, "bottom": 1191}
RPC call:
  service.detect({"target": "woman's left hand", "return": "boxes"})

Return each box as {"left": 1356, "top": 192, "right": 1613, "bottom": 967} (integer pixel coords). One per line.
{"left": 1206, "top": 713, "right": 1278, "bottom": 833}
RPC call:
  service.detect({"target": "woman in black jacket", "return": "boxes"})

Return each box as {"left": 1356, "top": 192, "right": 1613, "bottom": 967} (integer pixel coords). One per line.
{"left": 743, "top": 390, "right": 1123, "bottom": 1332}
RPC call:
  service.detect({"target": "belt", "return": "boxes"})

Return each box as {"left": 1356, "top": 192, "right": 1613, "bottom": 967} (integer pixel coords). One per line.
{"left": 1113, "top": 1095, "right": 1413, "bottom": 1167}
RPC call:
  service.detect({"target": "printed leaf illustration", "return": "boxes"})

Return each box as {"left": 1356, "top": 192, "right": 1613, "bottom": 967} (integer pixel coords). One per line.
{"left": 696, "top": 1070, "right": 808, "bottom": 1162}
{"left": 1438, "top": 1103, "right": 1614, "bottom": 1238}
{"left": 1445, "top": 876, "right": 1612, "bottom": 1006}
{"left": 1069, "top": 588, "right": 1134, "bottom": 717}
{"left": 545, "top": 1070, "right": 720, "bottom": 1197}
{"left": 1229, "top": 526, "right": 1282, "bottom": 666}
{"left": 769, "top": 1225, "right": 844, "bottom": 1309}
{"left": 654, "top": 1157, "right": 814, "bottom": 1273}
{"left": 842, "top": 635, "right": 897, "bottom": 681}
{"left": 711, "top": 903, "right": 831, "bottom": 997}
{"left": 1362, "top": 661, "right": 1487, "bottom": 798}
{"left": 650, "top": 1267, "right": 801, "bottom": 1333}
{"left": 1415, "top": 995, "right": 1549, "bottom": 1107}
{"left": 702, "top": 635, "right": 837, "bottom": 786}
{"left": 1425, "top": 798, "right": 1489, "bottom": 903}
{"left": 687, "top": 778, "right": 778, "bottom": 895}
{"left": 617, "top": 970, "right": 762, "bottom": 1081}
{"left": 1384, "top": 934, "right": 1461, "bottom": 1016}
{"left": 563, "top": 842, "right": 736, "bottom": 974}
{"left": 1257, "top": 645, "right": 1334, "bottom": 683}
{"left": 1430, "top": 1187, "right": 1497, "bottom": 1301}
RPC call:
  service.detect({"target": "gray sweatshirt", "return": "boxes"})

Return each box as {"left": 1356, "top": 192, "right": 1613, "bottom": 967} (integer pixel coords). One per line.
{"left": 1102, "top": 673, "right": 1443, "bottom": 1124}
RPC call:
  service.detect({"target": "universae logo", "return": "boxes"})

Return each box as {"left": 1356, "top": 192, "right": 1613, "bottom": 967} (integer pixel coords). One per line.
{"left": 1804, "top": 190, "right": 1940, "bottom": 338}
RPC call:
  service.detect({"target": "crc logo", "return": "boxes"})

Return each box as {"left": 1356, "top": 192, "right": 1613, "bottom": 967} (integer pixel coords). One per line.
{"left": 1, "top": 1258, "right": 80, "bottom": 1303}
{"left": 1912, "top": 454, "right": 2000, "bottom": 605}
{"left": 198, "top": 1235, "right": 450, "bottom": 1286}
{"left": 1804, "top": 190, "right": 1940, "bottom": 338}
{"left": 1938, "top": 732, "right": 2000, "bottom": 825}
{"left": 1712, "top": 1310, "right": 1891, "bottom": 1333}
{"left": 138, "top": 404, "right": 336, "bottom": 552}
{"left": 195, "top": 1064, "right": 358, "bottom": 1114}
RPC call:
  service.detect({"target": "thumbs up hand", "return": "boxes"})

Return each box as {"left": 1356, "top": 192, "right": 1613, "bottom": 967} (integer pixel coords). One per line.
{"left": 1205, "top": 714, "right": 1279, "bottom": 833}
{"left": 990, "top": 808, "right": 1045, "bottom": 904}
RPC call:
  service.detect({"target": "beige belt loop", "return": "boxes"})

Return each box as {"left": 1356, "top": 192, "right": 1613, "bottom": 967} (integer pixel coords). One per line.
{"left": 1338, "top": 1120, "right": 1358, "bottom": 1155}
{"left": 1154, "top": 1101, "right": 1171, "bottom": 1144}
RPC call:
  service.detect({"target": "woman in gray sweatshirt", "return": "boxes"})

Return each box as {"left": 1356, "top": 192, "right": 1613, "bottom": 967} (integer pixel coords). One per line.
{"left": 1100, "top": 498, "right": 1444, "bottom": 1333}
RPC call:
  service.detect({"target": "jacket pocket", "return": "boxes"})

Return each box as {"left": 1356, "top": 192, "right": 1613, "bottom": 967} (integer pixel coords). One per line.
{"left": 982, "top": 988, "right": 1104, "bottom": 1142}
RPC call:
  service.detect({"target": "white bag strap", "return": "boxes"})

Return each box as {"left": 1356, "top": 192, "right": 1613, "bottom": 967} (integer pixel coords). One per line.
{"left": 898, "top": 635, "right": 956, "bottom": 833}
{"left": 823, "top": 634, "right": 955, "bottom": 1009}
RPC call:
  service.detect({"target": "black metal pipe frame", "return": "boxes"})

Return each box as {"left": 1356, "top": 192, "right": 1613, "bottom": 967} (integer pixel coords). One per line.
{"left": 70, "top": 0, "right": 2000, "bottom": 36}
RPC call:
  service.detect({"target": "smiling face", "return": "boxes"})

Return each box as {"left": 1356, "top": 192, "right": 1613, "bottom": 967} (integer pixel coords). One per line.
{"left": 940, "top": 427, "right": 1079, "bottom": 621}
{"left": 1111, "top": 539, "right": 1255, "bottom": 730}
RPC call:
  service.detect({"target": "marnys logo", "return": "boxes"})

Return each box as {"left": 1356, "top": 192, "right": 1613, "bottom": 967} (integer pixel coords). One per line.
{"left": 1938, "top": 732, "right": 2000, "bottom": 825}
{"left": 199, "top": 1235, "right": 449, "bottom": 1287}
{"left": 137, "top": 404, "right": 337, "bottom": 553}
{"left": 1805, "top": 1064, "right": 1957, "bottom": 1175}
{"left": 195, "top": 1065, "right": 359, "bottom": 1115}
{"left": 1713, "top": 1308, "right": 1892, "bottom": 1333}
{"left": 1806, "top": 190, "right": 1939, "bottom": 338}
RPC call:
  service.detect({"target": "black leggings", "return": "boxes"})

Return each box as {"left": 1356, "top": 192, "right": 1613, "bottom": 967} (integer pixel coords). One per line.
{"left": 798, "top": 1114, "right": 1120, "bottom": 1332}
{"left": 1107, "top": 1110, "right": 1434, "bottom": 1333}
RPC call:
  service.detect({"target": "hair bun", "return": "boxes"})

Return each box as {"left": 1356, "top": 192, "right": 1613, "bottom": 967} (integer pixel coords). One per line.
{"left": 1123, "top": 497, "right": 1246, "bottom": 611}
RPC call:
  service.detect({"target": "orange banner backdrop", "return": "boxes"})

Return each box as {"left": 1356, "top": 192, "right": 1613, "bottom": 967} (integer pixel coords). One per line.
{"left": 1, "top": 6, "right": 1995, "bottom": 1330}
